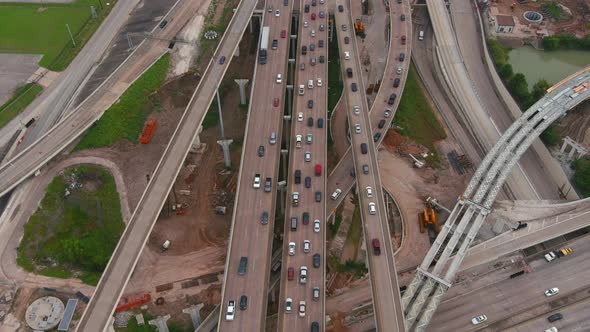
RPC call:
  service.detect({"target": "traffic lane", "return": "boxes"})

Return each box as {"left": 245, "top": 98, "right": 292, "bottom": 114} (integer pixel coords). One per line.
{"left": 432, "top": 237, "right": 590, "bottom": 331}
{"left": 509, "top": 297, "right": 590, "bottom": 332}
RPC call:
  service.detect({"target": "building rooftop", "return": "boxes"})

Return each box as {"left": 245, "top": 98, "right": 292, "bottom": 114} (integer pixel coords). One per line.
{"left": 496, "top": 15, "right": 515, "bottom": 27}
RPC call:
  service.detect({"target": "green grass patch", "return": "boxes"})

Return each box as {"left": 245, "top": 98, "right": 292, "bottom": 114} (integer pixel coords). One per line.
{"left": 393, "top": 64, "right": 446, "bottom": 159}
{"left": 17, "top": 165, "right": 124, "bottom": 285}
{"left": 74, "top": 54, "right": 170, "bottom": 151}
{"left": 330, "top": 211, "right": 343, "bottom": 236}
{"left": 346, "top": 201, "right": 363, "bottom": 251}
{"left": 0, "top": 0, "right": 116, "bottom": 71}
{"left": 0, "top": 83, "right": 43, "bottom": 129}
{"left": 328, "top": 24, "right": 343, "bottom": 115}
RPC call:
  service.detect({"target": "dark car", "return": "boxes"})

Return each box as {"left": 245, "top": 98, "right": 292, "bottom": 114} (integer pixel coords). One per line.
{"left": 295, "top": 170, "right": 301, "bottom": 184}
{"left": 338, "top": 4, "right": 344, "bottom": 12}
{"left": 313, "top": 253, "right": 321, "bottom": 268}
{"left": 360, "top": 143, "right": 368, "bottom": 154}
{"left": 311, "top": 322, "right": 320, "bottom": 332}
{"left": 240, "top": 295, "right": 248, "bottom": 310}
{"left": 388, "top": 93, "right": 397, "bottom": 105}
{"left": 401, "top": 35, "right": 406, "bottom": 45}
{"left": 362, "top": 164, "right": 369, "bottom": 174}
{"left": 302, "top": 212, "right": 310, "bottom": 225}
{"left": 305, "top": 176, "right": 312, "bottom": 188}
{"left": 302, "top": 46, "right": 307, "bottom": 55}
{"left": 304, "top": 4, "right": 310, "bottom": 12}
{"left": 307, "top": 117, "right": 314, "bottom": 127}
{"left": 219, "top": 56, "right": 226, "bottom": 64}
{"left": 311, "top": 0, "right": 317, "bottom": 6}
{"left": 310, "top": 43, "right": 315, "bottom": 51}
{"left": 351, "top": 83, "right": 358, "bottom": 92}
{"left": 344, "top": 36, "right": 350, "bottom": 44}
{"left": 373, "top": 132, "right": 381, "bottom": 142}
{"left": 547, "top": 313, "right": 563, "bottom": 322}
{"left": 315, "top": 191, "right": 321, "bottom": 202}
{"left": 399, "top": 52, "right": 405, "bottom": 62}
{"left": 258, "top": 145, "right": 265, "bottom": 157}
{"left": 393, "top": 78, "right": 400, "bottom": 88}
{"left": 318, "top": 40, "right": 324, "bottom": 48}
{"left": 261, "top": 211, "right": 269, "bottom": 224}
{"left": 317, "top": 118, "right": 324, "bottom": 128}
{"left": 378, "top": 119, "right": 386, "bottom": 128}
{"left": 264, "top": 177, "right": 272, "bottom": 192}
{"left": 346, "top": 68, "right": 353, "bottom": 78}
{"left": 159, "top": 20, "right": 168, "bottom": 28}
{"left": 319, "top": 55, "right": 325, "bottom": 63}
{"left": 288, "top": 267, "right": 294, "bottom": 281}
{"left": 308, "top": 100, "right": 314, "bottom": 109}
{"left": 272, "top": 39, "right": 278, "bottom": 50}
{"left": 400, "top": 14, "right": 405, "bottom": 21}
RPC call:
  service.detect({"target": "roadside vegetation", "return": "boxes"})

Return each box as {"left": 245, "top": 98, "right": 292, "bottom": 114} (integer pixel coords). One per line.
{"left": 543, "top": 33, "right": 590, "bottom": 51}
{"left": 197, "top": 0, "right": 238, "bottom": 64}
{"left": 116, "top": 314, "right": 191, "bottom": 332}
{"left": 75, "top": 54, "right": 170, "bottom": 151}
{"left": 328, "top": 25, "right": 343, "bottom": 115}
{"left": 573, "top": 157, "right": 590, "bottom": 197}
{"left": 487, "top": 39, "right": 562, "bottom": 146}
{"left": 0, "top": 83, "right": 43, "bottom": 129}
{"left": 0, "top": 0, "right": 116, "bottom": 71}
{"left": 17, "top": 165, "right": 124, "bottom": 285}
{"left": 393, "top": 64, "right": 446, "bottom": 162}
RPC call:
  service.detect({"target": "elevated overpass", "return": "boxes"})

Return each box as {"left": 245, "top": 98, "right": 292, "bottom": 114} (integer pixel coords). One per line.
{"left": 401, "top": 67, "right": 590, "bottom": 331}
{"left": 76, "top": 1, "right": 260, "bottom": 329}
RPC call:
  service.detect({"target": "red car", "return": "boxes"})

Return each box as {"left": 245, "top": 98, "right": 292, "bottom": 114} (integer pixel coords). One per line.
{"left": 281, "top": 29, "right": 287, "bottom": 38}
{"left": 344, "top": 36, "right": 350, "bottom": 44}
{"left": 273, "top": 97, "right": 280, "bottom": 107}
{"left": 288, "top": 267, "right": 294, "bottom": 281}
{"left": 401, "top": 35, "right": 406, "bottom": 45}
{"left": 315, "top": 164, "right": 322, "bottom": 176}
{"left": 311, "top": 13, "right": 316, "bottom": 20}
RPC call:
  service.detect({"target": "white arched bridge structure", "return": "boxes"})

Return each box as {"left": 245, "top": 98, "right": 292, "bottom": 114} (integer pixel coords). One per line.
{"left": 401, "top": 67, "right": 590, "bottom": 331}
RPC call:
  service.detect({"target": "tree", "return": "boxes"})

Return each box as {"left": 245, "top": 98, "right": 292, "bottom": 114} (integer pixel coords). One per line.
{"left": 499, "top": 63, "right": 514, "bottom": 79}
{"left": 508, "top": 73, "right": 532, "bottom": 107}
{"left": 543, "top": 36, "right": 560, "bottom": 50}
{"left": 532, "top": 79, "right": 550, "bottom": 101}
{"left": 540, "top": 124, "right": 561, "bottom": 147}
{"left": 573, "top": 157, "right": 590, "bottom": 197}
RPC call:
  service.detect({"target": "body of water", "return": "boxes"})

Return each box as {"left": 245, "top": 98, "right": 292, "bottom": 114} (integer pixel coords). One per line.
{"left": 508, "top": 46, "right": 590, "bottom": 88}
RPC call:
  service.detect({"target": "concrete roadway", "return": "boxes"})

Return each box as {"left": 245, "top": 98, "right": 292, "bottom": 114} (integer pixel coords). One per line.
{"left": 0, "top": 0, "right": 203, "bottom": 198}
{"left": 75, "top": 0, "right": 259, "bottom": 329}
{"left": 334, "top": 1, "right": 404, "bottom": 330}
{"left": 430, "top": 234, "right": 590, "bottom": 331}
{"left": 325, "top": 0, "right": 412, "bottom": 216}
{"left": 276, "top": 0, "right": 328, "bottom": 328}
{"left": 217, "top": 0, "right": 293, "bottom": 330}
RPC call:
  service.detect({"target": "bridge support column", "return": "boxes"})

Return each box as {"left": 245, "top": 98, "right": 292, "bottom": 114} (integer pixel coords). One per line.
{"left": 285, "top": 85, "right": 293, "bottom": 116}
{"left": 183, "top": 303, "right": 204, "bottom": 329}
{"left": 148, "top": 314, "right": 171, "bottom": 332}
{"left": 278, "top": 180, "right": 287, "bottom": 215}
{"left": 234, "top": 79, "right": 249, "bottom": 105}
{"left": 190, "top": 125, "right": 204, "bottom": 152}
{"left": 560, "top": 136, "right": 588, "bottom": 160}
{"left": 217, "top": 139, "right": 233, "bottom": 168}
{"left": 281, "top": 149, "right": 289, "bottom": 182}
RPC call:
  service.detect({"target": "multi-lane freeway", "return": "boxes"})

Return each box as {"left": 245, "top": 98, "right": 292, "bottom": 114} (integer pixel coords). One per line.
{"left": 276, "top": 0, "right": 328, "bottom": 329}
{"left": 217, "top": 0, "right": 293, "bottom": 330}
{"left": 76, "top": 0, "right": 259, "bottom": 329}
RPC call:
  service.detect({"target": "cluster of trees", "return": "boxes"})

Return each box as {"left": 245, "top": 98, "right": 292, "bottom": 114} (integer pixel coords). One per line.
{"left": 574, "top": 158, "right": 590, "bottom": 197}
{"left": 543, "top": 33, "right": 590, "bottom": 51}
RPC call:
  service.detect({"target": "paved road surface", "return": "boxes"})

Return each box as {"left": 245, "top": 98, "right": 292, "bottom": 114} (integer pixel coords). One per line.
{"left": 276, "top": 0, "right": 328, "bottom": 329}
{"left": 217, "top": 1, "right": 293, "bottom": 330}
{"left": 75, "top": 0, "right": 258, "bottom": 329}
{"left": 334, "top": 0, "right": 404, "bottom": 330}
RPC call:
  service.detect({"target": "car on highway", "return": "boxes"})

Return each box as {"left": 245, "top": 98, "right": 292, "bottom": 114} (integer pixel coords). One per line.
{"left": 471, "top": 315, "right": 487, "bottom": 325}
{"left": 547, "top": 313, "right": 563, "bottom": 322}
{"left": 300, "top": 266, "right": 308, "bottom": 284}
{"left": 275, "top": 9, "right": 280, "bottom": 16}
{"left": 319, "top": 55, "right": 325, "bottom": 63}
{"left": 239, "top": 295, "right": 248, "bottom": 310}
{"left": 296, "top": 135, "right": 303, "bottom": 148}
{"left": 351, "top": 82, "right": 358, "bottom": 91}
{"left": 299, "top": 301, "right": 306, "bottom": 317}
{"left": 304, "top": 20, "right": 309, "bottom": 28}
{"left": 258, "top": 145, "right": 265, "bottom": 157}
{"left": 273, "top": 97, "right": 280, "bottom": 107}
{"left": 272, "top": 39, "right": 278, "bottom": 50}
{"left": 317, "top": 78, "right": 323, "bottom": 86}
{"left": 159, "top": 20, "right": 168, "bottom": 28}
{"left": 314, "top": 219, "right": 321, "bottom": 233}
{"left": 544, "top": 287, "right": 559, "bottom": 297}
{"left": 399, "top": 52, "right": 405, "bottom": 62}
{"left": 310, "top": 43, "right": 315, "bottom": 51}
{"left": 313, "top": 253, "right": 321, "bottom": 268}
{"left": 311, "top": 13, "right": 316, "bottom": 20}
{"left": 310, "top": 57, "right": 317, "bottom": 66}
{"left": 393, "top": 78, "right": 400, "bottom": 87}
{"left": 366, "top": 186, "right": 373, "bottom": 198}
{"left": 318, "top": 40, "right": 324, "bottom": 47}
{"left": 298, "top": 112, "right": 304, "bottom": 122}
{"left": 264, "top": 177, "right": 272, "bottom": 192}
{"left": 305, "top": 4, "right": 310, "bottom": 12}
{"left": 276, "top": 73, "right": 282, "bottom": 83}
{"left": 295, "top": 169, "right": 301, "bottom": 184}
{"left": 315, "top": 191, "right": 321, "bottom": 202}
{"left": 384, "top": 109, "right": 391, "bottom": 117}
{"left": 317, "top": 118, "right": 324, "bottom": 128}
{"left": 307, "top": 117, "right": 314, "bottom": 127}
{"left": 401, "top": 35, "right": 406, "bottom": 45}
{"left": 225, "top": 300, "right": 235, "bottom": 321}
{"left": 315, "top": 164, "right": 322, "bottom": 176}
{"left": 286, "top": 298, "right": 293, "bottom": 313}
{"left": 261, "top": 211, "right": 268, "bottom": 225}
{"left": 360, "top": 143, "right": 368, "bottom": 154}
{"left": 344, "top": 36, "right": 350, "bottom": 44}
{"left": 311, "top": 322, "right": 320, "bottom": 332}
{"left": 378, "top": 119, "right": 386, "bottom": 129}
{"left": 353, "top": 105, "right": 360, "bottom": 115}
{"left": 308, "top": 100, "right": 314, "bottom": 109}
{"left": 300, "top": 63, "right": 306, "bottom": 71}
{"left": 331, "top": 188, "right": 342, "bottom": 200}
{"left": 253, "top": 174, "right": 261, "bottom": 188}
{"left": 305, "top": 151, "right": 311, "bottom": 162}
{"left": 288, "top": 242, "right": 296, "bottom": 255}
{"left": 311, "top": 0, "right": 316, "bottom": 6}
{"left": 319, "top": 10, "right": 325, "bottom": 18}
{"left": 281, "top": 29, "right": 287, "bottom": 38}
{"left": 291, "top": 217, "right": 297, "bottom": 231}
{"left": 342, "top": 24, "right": 347, "bottom": 31}
{"left": 319, "top": 24, "right": 325, "bottom": 31}
{"left": 238, "top": 257, "right": 248, "bottom": 275}
{"left": 268, "top": 4, "right": 273, "bottom": 12}
{"left": 368, "top": 202, "right": 377, "bottom": 215}
{"left": 313, "top": 287, "right": 320, "bottom": 301}
{"left": 270, "top": 131, "right": 277, "bottom": 145}
{"left": 305, "top": 176, "right": 311, "bottom": 188}
{"left": 355, "top": 123, "right": 361, "bottom": 134}
{"left": 545, "top": 327, "right": 558, "bottom": 332}
{"left": 396, "top": 66, "right": 403, "bottom": 74}
{"left": 347, "top": 67, "right": 353, "bottom": 77}
{"left": 302, "top": 212, "right": 310, "bottom": 224}
{"left": 372, "top": 239, "right": 381, "bottom": 255}
{"left": 338, "top": 4, "right": 344, "bottom": 12}
{"left": 400, "top": 14, "right": 405, "bottom": 21}
{"left": 388, "top": 93, "right": 397, "bottom": 105}
{"left": 292, "top": 192, "right": 299, "bottom": 206}
{"left": 219, "top": 56, "right": 226, "bottom": 64}
{"left": 303, "top": 240, "right": 311, "bottom": 253}
{"left": 306, "top": 133, "right": 313, "bottom": 144}
{"left": 374, "top": 132, "right": 381, "bottom": 142}
{"left": 344, "top": 51, "right": 350, "bottom": 60}
{"left": 288, "top": 267, "right": 294, "bottom": 281}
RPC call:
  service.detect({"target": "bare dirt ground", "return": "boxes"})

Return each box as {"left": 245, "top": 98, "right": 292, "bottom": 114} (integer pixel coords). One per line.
{"left": 557, "top": 101, "right": 590, "bottom": 147}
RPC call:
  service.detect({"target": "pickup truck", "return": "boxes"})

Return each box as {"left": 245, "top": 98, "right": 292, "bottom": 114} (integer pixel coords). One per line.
{"left": 226, "top": 300, "right": 235, "bottom": 321}
{"left": 253, "top": 174, "right": 261, "bottom": 189}
{"left": 292, "top": 192, "right": 299, "bottom": 206}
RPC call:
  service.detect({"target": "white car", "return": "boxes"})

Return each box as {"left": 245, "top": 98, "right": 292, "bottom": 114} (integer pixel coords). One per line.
{"left": 471, "top": 315, "right": 487, "bottom": 325}
{"left": 253, "top": 174, "right": 261, "bottom": 188}
{"left": 344, "top": 51, "right": 350, "bottom": 60}
{"left": 303, "top": 240, "right": 311, "bottom": 253}
{"left": 544, "top": 287, "right": 559, "bottom": 297}
{"left": 366, "top": 186, "right": 373, "bottom": 198}
{"left": 545, "top": 251, "right": 557, "bottom": 262}
{"left": 304, "top": 20, "right": 309, "bottom": 28}
{"left": 384, "top": 109, "right": 391, "bottom": 117}
{"left": 396, "top": 65, "right": 403, "bottom": 74}
{"left": 276, "top": 73, "right": 282, "bottom": 84}
{"left": 299, "top": 301, "right": 306, "bottom": 317}
{"left": 225, "top": 300, "right": 235, "bottom": 321}
{"left": 295, "top": 135, "right": 303, "bottom": 148}
{"left": 368, "top": 202, "right": 377, "bottom": 215}
{"left": 285, "top": 298, "right": 293, "bottom": 313}
{"left": 305, "top": 151, "right": 311, "bottom": 162}
{"left": 299, "top": 266, "right": 308, "bottom": 284}
{"left": 545, "top": 327, "right": 558, "bottom": 332}
{"left": 275, "top": 9, "right": 280, "bottom": 16}
{"left": 355, "top": 123, "right": 361, "bottom": 134}
{"left": 353, "top": 105, "right": 360, "bottom": 115}
{"left": 314, "top": 219, "right": 321, "bottom": 233}
{"left": 317, "top": 78, "right": 322, "bottom": 87}
{"left": 319, "top": 0, "right": 324, "bottom": 3}
{"left": 288, "top": 242, "right": 296, "bottom": 256}
{"left": 331, "top": 188, "right": 342, "bottom": 200}
{"left": 306, "top": 133, "right": 313, "bottom": 144}
{"left": 297, "top": 112, "right": 304, "bottom": 122}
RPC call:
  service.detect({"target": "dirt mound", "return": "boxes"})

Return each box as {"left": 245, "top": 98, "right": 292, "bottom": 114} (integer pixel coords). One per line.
{"left": 382, "top": 129, "right": 426, "bottom": 155}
